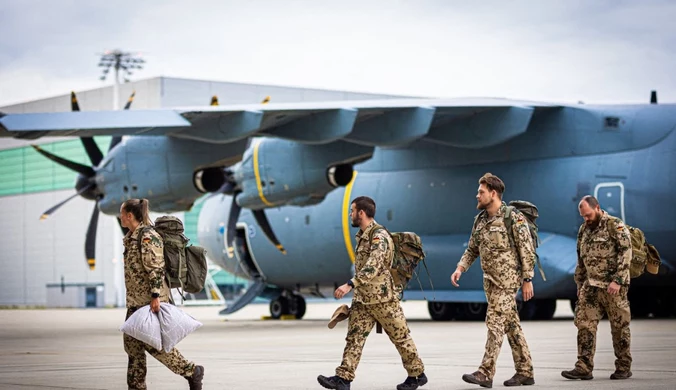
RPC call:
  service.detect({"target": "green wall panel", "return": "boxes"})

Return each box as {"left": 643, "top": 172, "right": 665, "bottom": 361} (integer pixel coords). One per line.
{"left": 0, "top": 136, "right": 112, "bottom": 196}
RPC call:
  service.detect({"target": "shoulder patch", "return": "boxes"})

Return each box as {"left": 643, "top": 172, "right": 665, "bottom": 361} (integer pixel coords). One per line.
{"left": 372, "top": 236, "right": 381, "bottom": 243}
{"left": 142, "top": 237, "right": 151, "bottom": 243}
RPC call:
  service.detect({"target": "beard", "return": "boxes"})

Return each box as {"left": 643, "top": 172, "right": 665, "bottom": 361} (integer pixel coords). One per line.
{"left": 586, "top": 211, "right": 601, "bottom": 229}
{"left": 477, "top": 198, "right": 491, "bottom": 210}
{"left": 351, "top": 216, "right": 361, "bottom": 227}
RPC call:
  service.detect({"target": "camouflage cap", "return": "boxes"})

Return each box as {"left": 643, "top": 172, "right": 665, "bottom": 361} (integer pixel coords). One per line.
{"left": 328, "top": 304, "right": 350, "bottom": 329}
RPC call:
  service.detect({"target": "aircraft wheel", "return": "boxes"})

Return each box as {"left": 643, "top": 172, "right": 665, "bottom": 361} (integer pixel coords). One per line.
{"left": 289, "top": 295, "right": 307, "bottom": 319}
{"left": 533, "top": 299, "right": 557, "bottom": 320}
{"left": 428, "top": 302, "right": 454, "bottom": 321}
{"left": 570, "top": 298, "right": 577, "bottom": 313}
{"left": 457, "top": 302, "right": 487, "bottom": 321}
{"left": 269, "top": 296, "right": 289, "bottom": 319}
{"left": 517, "top": 299, "right": 537, "bottom": 321}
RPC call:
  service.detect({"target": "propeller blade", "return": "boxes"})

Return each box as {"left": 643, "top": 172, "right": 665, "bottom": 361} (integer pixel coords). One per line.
{"left": 117, "top": 217, "right": 129, "bottom": 235}
{"left": 70, "top": 91, "right": 80, "bottom": 111}
{"left": 39, "top": 183, "right": 95, "bottom": 220}
{"left": 252, "top": 209, "right": 286, "bottom": 254}
{"left": 31, "top": 145, "right": 95, "bottom": 177}
{"left": 123, "top": 90, "right": 136, "bottom": 110}
{"left": 80, "top": 138, "right": 104, "bottom": 166}
{"left": 651, "top": 90, "right": 658, "bottom": 104}
{"left": 108, "top": 91, "right": 136, "bottom": 152}
{"left": 85, "top": 201, "right": 100, "bottom": 270}
{"left": 211, "top": 95, "right": 219, "bottom": 106}
{"left": 225, "top": 195, "right": 242, "bottom": 258}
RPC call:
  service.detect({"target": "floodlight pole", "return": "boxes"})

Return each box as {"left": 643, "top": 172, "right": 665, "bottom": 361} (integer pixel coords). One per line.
{"left": 98, "top": 49, "right": 144, "bottom": 110}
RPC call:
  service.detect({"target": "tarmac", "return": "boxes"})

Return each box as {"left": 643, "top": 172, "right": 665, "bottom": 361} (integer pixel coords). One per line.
{"left": 0, "top": 299, "right": 675, "bottom": 389}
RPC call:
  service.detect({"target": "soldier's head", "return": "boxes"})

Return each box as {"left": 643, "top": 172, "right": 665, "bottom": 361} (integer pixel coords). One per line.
{"left": 477, "top": 173, "right": 504, "bottom": 210}
{"left": 579, "top": 195, "right": 602, "bottom": 228}
{"left": 120, "top": 198, "right": 153, "bottom": 230}
{"left": 350, "top": 196, "right": 375, "bottom": 229}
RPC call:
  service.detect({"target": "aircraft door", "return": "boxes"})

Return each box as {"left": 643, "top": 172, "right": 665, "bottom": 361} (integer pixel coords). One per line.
{"left": 594, "top": 182, "right": 625, "bottom": 222}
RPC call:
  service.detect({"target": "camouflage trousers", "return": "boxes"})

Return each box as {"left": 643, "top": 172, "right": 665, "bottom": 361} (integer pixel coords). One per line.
{"left": 124, "top": 307, "right": 196, "bottom": 389}
{"left": 336, "top": 300, "right": 424, "bottom": 381}
{"left": 479, "top": 280, "right": 534, "bottom": 380}
{"left": 574, "top": 284, "right": 632, "bottom": 374}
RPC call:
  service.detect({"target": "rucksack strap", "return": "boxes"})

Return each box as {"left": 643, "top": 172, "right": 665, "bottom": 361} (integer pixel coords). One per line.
{"left": 504, "top": 206, "right": 547, "bottom": 282}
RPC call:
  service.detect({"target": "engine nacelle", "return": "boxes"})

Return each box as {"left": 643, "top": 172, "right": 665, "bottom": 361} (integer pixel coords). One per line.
{"left": 193, "top": 167, "right": 227, "bottom": 193}
{"left": 234, "top": 138, "right": 369, "bottom": 209}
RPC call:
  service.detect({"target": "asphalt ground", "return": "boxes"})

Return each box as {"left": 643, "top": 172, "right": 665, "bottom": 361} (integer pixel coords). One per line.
{"left": 0, "top": 300, "right": 674, "bottom": 389}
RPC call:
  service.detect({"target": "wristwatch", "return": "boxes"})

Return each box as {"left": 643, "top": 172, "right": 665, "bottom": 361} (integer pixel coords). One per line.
{"left": 347, "top": 280, "right": 355, "bottom": 287}
{"left": 523, "top": 278, "right": 532, "bottom": 283}
{"left": 151, "top": 292, "right": 159, "bottom": 298}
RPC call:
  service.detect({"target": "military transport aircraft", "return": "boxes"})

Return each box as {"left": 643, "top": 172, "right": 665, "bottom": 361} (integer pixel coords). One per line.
{"left": 1, "top": 90, "right": 674, "bottom": 321}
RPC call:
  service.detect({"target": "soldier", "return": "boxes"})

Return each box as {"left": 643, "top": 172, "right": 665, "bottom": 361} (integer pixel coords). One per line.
{"left": 561, "top": 195, "right": 633, "bottom": 380}
{"left": 450, "top": 173, "right": 536, "bottom": 388}
{"left": 318, "top": 196, "right": 427, "bottom": 390}
{"left": 119, "top": 198, "right": 205, "bottom": 390}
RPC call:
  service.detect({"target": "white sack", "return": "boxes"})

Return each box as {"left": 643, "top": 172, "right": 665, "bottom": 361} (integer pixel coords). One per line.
{"left": 119, "top": 305, "right": 162, "bottom": 350}
{"left": 157, "top": 303, "right": 203, "bottom": 352}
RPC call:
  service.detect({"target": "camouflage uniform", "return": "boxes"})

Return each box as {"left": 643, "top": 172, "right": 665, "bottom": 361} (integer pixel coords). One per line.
{"left": 335, "top": 220, "right": 425, "bottom": 381}
{"left": 457, "top": 202, "right": 535, "bottom": 381}
{"left": 123, "top": 223, "right": 196, "bottom": 389}
{"left": 573, "top": 210, "right": 632, "bottom": 374}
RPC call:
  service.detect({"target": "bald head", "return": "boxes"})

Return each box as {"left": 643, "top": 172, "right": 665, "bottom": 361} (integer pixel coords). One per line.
{"left": 579, "top": 195, "right": 602, "bottom": 227}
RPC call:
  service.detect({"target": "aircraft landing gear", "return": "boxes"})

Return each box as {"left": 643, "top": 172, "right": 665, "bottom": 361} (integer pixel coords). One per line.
{"left": 269, "top": 294, "right": 306, "bottom": 319}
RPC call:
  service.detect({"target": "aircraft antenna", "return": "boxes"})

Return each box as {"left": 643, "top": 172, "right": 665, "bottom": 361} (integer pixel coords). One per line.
{"left": 98, "top": 49, "right": 145, "bottom": 109}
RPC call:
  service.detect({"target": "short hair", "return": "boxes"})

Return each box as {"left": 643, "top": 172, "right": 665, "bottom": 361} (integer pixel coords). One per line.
{"left": 579, "top": 195, "right": 599, "bottom": 209}
{"left": 351, "top": 196, "right": 376, "bottom": 218}
{"left": 479, "top": 172, "right": 505, "bottom": 198}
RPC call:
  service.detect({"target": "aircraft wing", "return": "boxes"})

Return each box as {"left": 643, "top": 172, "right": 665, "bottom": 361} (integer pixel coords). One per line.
{"left": 0, "top": 97, "right": 560, "bottom": 148}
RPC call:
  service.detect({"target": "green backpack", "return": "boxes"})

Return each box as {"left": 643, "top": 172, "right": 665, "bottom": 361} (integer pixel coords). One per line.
{"left": 367, "top": 224, "right": 432, "bottom": 297}
{"left": 605, "top": 218, "right": 661, "bottom": 278}
{"left": 137, "top": 216, "right": 208, "bottom": 298}
{"left": 472, "top": 200, "right": 546, "bottom": 281}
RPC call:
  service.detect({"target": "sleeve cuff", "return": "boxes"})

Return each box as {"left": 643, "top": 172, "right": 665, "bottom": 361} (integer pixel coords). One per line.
{"left": 349, "top": 278, "right": 358, "bottom": 287}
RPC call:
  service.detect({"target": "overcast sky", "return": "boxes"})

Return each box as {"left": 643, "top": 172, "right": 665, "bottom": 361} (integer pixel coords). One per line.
{"left": 1, "top": 0, "right": 674, "bottom": 107}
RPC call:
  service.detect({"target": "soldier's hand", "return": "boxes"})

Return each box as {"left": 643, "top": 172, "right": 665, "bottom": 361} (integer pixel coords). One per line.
{"left": 607, "top": 281, "right": 621, "bottom": 295}
{"left": 150, "top": 297, "right": 160, "bottom": 313}
{"left": 522, "top": 281, "right": 534, "bottom": 301}
{"left": 450, "top": 269, "right": 462, "bottom": 287}
{"left": 334, "top": 284, "right": 352, "bottom": 299}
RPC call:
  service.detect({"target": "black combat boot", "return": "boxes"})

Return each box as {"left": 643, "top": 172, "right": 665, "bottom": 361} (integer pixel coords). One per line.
{"left": 397, "top": 372, "right": 428, "bottom": 390}
{"left": 561, "top": 368, "right": 593, "bottom": 380}
{"left": 461, "top": 371, "right": 492, "bottom": 388}
{"left": 186, "top": 365, "right": 204, "bottom": 390}
{"left": 610, "top": 370, "right": 632, "bottom": 379}
{"left": 503, "top": 373, "right": 535, "bottom": 386}
{"left": 317, "top": 374, "right": 351, "bottom": 390}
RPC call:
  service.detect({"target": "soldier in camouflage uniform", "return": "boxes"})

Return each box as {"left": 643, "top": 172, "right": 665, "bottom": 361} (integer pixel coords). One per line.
{"left": 451, "top": 173, "right": 536, "bottom": 388}
{"left": 318, "top": 196, "right": 427, "bottom": 390}
{"left": 119, "top": 199, "right": 204, "bottom": 390}
{"left": 562, "top": 195, "right": 633, "bottom": 381}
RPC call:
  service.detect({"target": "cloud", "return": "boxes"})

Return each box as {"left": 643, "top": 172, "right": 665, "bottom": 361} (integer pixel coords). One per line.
{"left": 1, "top": 0, "right": 675, "bottom": 106}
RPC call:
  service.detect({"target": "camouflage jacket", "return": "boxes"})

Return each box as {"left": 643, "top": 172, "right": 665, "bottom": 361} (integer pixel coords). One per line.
{"left": 123, "top": 223, "right": 171, "bottom": 308}
{"left": 457, "top": 202, "right": 536, "bottom": 290}
{"left": 350, "top": 220, "right": 396, "bottom": 305}
{"left": 575, "top": 210, "right": 632, "bottom": 289}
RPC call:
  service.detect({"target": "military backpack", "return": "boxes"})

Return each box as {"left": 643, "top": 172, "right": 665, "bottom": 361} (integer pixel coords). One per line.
{"left": 367, "top": 224, "right": 432, "bottom": 298}
{"left": 605, "top": 218, "right": 661, "bottom": 279}
{"left": 472, "top": 200, "right": 547, "bottom": 281}
{"left": 137, "top": 216, "right": 209, "bottom": 299}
